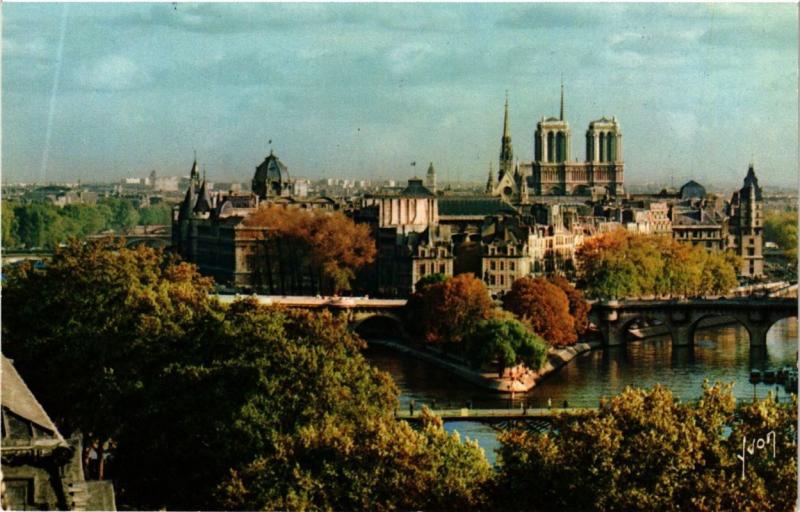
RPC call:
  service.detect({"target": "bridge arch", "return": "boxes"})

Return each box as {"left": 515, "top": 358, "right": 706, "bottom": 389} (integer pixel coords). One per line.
{"left": 125, "top": 238, "right": 170, "bottom": 249}
{"left": 352, "top": 312, "right": 405, "bottom": 339}
{"left": 688, "top": 314, "right": 752, "bottom": 346}
{"left": 615, "top": 313, "right": 673, "bottom": 345}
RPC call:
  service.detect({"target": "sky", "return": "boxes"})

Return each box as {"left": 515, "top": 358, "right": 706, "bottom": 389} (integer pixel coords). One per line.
{"left": 2, "top": 3, "right": 798, "bottom": 188}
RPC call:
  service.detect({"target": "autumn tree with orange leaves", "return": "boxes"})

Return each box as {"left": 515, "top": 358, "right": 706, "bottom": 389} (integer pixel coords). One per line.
{"left": 405, "top": 273, "right": 494, "bottom": 347}
{"left": 502, "top": 276, "right": 577, "bottom": 346}
{"left": 243, "top": 205, "right": 376, "bottom": 295}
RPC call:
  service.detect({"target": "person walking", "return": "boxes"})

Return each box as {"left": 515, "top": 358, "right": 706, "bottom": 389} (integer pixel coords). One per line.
{"left": 547, "top": 397, "right": 552, "bottom": 409}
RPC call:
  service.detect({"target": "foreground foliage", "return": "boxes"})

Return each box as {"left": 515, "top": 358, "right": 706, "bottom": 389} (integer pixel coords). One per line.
{"left": 494, "top": 384, "right": 797, "bottom": 512}
{"left": 2, "top": 241, "right": 489, "bottom": 510}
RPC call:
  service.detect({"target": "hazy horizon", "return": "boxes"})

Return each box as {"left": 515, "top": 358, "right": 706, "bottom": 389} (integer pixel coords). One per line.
{"left": 3, "top": 3, "right": 798, "bottom": 188}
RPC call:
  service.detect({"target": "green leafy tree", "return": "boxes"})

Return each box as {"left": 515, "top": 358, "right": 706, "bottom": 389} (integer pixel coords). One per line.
{"left": 13, "top": 202, "right": 62, "bottom": 248}
{"left": 764, "top": 212, "right": 798, "bottom": 267}
{"left": 464, "top": 318, "right": 548, "bottom": 376}
{"left": 61, "top": 203, "right": 111, "bottom": 236}
{"left": 494, "top": 383, "right": 797, "bottom": 512}
{"left": 139, "top": 202, "right": 173, "bottom": 227}
{"left": 102, "top": 197, "right": 140, "bottom": 232}
{"left": 3, "top": 241, "right": 491, "bottom": 510}
{"left": 2, "top": 200, "right": 17, "bottom": 247}
{"left": 577, "top": 230, "right": 740, "bottom": 299}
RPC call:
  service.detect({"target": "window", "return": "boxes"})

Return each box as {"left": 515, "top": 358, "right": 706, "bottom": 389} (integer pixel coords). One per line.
{"left": 499, "top": 275, "right": 504, "bottom": 286}
{"left": 509, "top": 261, "right": 515, "bottom": 271}
{"left": 490, "top": 261, "right": 496, "bottom": 270}
{"left": 439, "top": 264, "right": 446, "bottom": 274}
{"left": 499, "top": 261, "right": 504, "bottom": 271}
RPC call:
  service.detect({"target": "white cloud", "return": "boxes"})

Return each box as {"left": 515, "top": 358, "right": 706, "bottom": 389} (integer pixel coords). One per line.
{"left": 74, "top": 55, "right": 150, "bottom": 91}
{"left": 3, "top": 36, "right": 50, "bottom": 59}
{"left": 388, "top": 43, "right": 436, "bottom": 76}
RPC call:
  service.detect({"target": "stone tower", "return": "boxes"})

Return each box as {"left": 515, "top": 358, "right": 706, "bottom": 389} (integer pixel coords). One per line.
{"left": 534, "top": 83, "right": 571, "bottom": 164}
{"left": 586, "top": 117, "right": 623, "bottom": 163}
{"left": 425, "top": 162, "right": 437, "bottom": 194}
{"left": 728, "top": 163, "right": 764, "bottom": 277}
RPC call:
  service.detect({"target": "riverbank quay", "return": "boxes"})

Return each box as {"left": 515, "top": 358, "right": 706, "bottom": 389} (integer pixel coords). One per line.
{"left": 366, "top": 337, "right": 601, "bottom": 393}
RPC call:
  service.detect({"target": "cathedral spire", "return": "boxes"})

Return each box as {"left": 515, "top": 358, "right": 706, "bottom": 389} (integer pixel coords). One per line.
{"left": 559, "top": 75, "right": 565, "bottom": 121}
{"left": 485, "top": 162, "right": 495, "bottom": 194}
{"left": 503, "top": 91, "right": 510, "bottom": 139}
{"left": 499, "top": 92, "right": 513, "bottom": 177}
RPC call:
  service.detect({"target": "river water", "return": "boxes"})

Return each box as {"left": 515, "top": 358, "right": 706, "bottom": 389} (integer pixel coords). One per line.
{"left": 363, "top": 317, "right": 798, "bottom": 464}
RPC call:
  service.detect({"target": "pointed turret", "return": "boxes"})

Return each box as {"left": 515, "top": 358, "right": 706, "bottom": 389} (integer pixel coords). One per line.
{"left": 559, "top": 76, "right": 565, "bottom": 121}
{"left": 499, "top": 92, "right": 514, "bottom": 177}
{"left": 189, "top": 158, "right": 200, "bottom": 188}
{"left": 740, "top": 163, "right": 762, "bottom": 200}
{"left": 485, "top": 162, "right": 495, "bottom": 194}
{"left": 425, "top": 162, "right": 437, "bottom": 194}
{"left": 179, "top": 180, "right": 196, "bottom": 222}
{"left": 193, "top": 180, "right": 212, "bottom": 214}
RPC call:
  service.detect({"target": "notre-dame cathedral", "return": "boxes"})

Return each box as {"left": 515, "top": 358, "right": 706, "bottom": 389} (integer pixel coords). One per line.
{"left": 488, "top": 85, "right": 624, "bottom": 201}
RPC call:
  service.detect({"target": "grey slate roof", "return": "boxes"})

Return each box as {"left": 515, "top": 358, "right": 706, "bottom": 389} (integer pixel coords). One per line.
{"left": 438, "top": 197, "right": 518, "bottom": 217}
{"left": 1, "top": 355, "right": 66, "bottom": 445}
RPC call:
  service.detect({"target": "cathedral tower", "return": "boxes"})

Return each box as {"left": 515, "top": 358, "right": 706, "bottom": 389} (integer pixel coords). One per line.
{"left": 534, "top": 82, "right": 571, "bottom": 163}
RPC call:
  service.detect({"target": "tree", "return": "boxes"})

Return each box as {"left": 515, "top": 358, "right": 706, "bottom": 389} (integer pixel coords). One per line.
{"left": 502, "top": 276, "right": 577, "bottom": 346}
{"left": 577, "top": 230, "right": 740, "bottom": 299}
{"left": 13, "top": 202, "right": 62, "bottom": 248}
{"left": 464, "top": 318, "right": 548, "bottom": 376}
{"left": 2, "top": 239, "right": 217, "bottom": 484}
{"left": 243, "top": 205, "right": 376, "bottom": 295}
{"left": 2, "top": 241, "right": 491, "bottom": 510}
{"left": 2, "top": 200, "right": 17, "bottom": 247}
{"left": 764, "top": 212, "right": 798, "bottom": 267}
{"left": 405, "top": 273, "right": 494, "bottom": 346}
{"left": 138, "top": 202, "right": 173, "bottom": 227}
{"left": 548, "top": 275, "right": 590, "bottom": 335}
{"left": 61, "top": 203, "right": 110, "bottom": 236}
{"left": 102, "top": 197, "right": 140, "bottom": 232}
{"left": 494, "top": 383, "right": 797, "bottom": 512}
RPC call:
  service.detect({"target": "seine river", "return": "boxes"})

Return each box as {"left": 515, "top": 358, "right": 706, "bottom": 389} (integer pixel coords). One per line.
{"left": 364, "top": 318, "right": 798, "bottom": 464}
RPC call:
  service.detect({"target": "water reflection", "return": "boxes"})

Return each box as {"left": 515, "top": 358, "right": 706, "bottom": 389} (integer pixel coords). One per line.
{"left": 365, "top": 317, "right": 797, "bottom": 462}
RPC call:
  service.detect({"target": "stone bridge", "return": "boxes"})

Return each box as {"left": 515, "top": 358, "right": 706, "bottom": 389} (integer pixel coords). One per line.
{"left": 215, "top": 295, "right": 407, "bottom": 333}
{"left": 590, "top": 298, "right": 797, "bottom": 347}
{"left": 86, "top": 225, "right": 171, "bottom": 249}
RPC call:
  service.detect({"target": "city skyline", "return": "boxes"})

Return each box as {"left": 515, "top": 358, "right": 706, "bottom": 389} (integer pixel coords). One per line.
{"left": 3, "top": 3, "right": 797, "bottom": 187}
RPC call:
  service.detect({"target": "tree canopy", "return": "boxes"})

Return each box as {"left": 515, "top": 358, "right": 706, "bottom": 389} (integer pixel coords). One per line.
{"left": 576, "top": 230, "right": 740, "bottom": 299}
{"left": 494, "top": 383, "right": 797, "bottom": 512}
{"left": 243, "top": 204, "right": 376, "bottom": 295}
{"left": 502, "top": 276, "right": 577, "bottom": 346}
{"left": 2, "top": 199, "right": 172, "bottom": 249}
{"left": 764, "top": 211, "right": 798, "bottom": 268}
{"left": 404, "top": 273, "right": 494, "bottom": 346}
{"left": 464, "top": 317, "right": 548, "bottom": 376}
{"left": 2, "top": 240, "right": 490, "bottom": 510}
